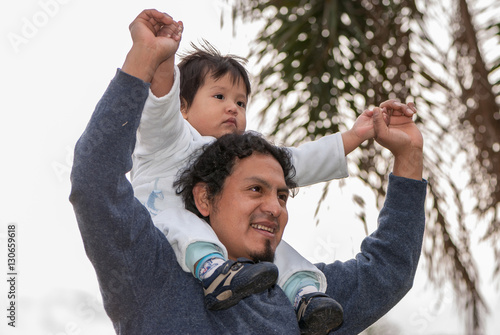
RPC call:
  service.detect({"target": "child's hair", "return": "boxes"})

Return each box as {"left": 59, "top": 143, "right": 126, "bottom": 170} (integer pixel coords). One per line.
{"left": 178, "top": 41, "right": 251, "bottom": 110}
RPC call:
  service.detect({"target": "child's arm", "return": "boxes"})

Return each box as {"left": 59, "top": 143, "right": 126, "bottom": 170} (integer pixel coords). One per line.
{"left": 150, "top": 59, "right": 177, "bottom": 98}
{"left": 130, "top": 12, "right": 186, "bottom": 159}
{"left": 133, "top": 66, "right": 185, "bottom": 159}
{"left": 149, "top": 17, "right": 183, "bottom": 98}
{"left": 128, "top": 12, "right": 190, "bottom": 207}
{"left": 287, "top": 134, "right": 348, "bottom": 187}
{"left": 288, "top": 101, "right": 416, "bottom": 187}
{"left": 341, "top": 109, "right": 378, "bottom": 156}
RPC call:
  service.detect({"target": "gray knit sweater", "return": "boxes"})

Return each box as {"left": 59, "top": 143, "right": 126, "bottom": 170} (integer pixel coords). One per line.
{"left": 70, "top": 70, "right": 427, "bottom": 335}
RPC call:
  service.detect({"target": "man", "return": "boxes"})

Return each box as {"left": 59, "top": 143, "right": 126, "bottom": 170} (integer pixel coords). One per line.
{"left": 70, "top": 9, "right": 426, "bottom": 335}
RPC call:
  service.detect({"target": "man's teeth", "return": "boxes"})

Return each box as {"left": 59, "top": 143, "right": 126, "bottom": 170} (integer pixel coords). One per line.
{"left": 252, "top": 224, "right": 274, "bottom": 233}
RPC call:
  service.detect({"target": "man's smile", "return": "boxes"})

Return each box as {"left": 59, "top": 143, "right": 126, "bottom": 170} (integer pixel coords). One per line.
{"left": 250, "top": 222, "right": 278, "bottom": 238}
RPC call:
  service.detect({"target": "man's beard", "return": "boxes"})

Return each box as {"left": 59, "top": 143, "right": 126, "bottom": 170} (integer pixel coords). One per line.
{"left": 249, "top": 239, "right": 275, "bottom": 263}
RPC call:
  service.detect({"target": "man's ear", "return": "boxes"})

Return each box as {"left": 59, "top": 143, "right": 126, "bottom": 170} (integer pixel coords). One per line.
{"left": 193, "top": 182, "right": 210, "bottom": 217}
{"left": 180, "top": 97, "right": 189, "bottom": 119}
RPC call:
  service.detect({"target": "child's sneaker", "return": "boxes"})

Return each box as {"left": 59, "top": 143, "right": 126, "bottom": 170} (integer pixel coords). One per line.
{"left": 202, "top": 258, "right": 278, "bottom": 311}
{"left": 296, "top": 292, "right": 344, "bottom": 335}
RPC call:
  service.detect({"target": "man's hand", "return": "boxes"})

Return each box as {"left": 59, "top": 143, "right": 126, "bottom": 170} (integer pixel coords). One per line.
{"left": 122, "top": 9, "right": 183, "bottom": 83}
{"left": 373, "top": 101, "right": 423, "bottom": 180}
{"left": 342, "top": 99, "right": 417, "bottom": 156}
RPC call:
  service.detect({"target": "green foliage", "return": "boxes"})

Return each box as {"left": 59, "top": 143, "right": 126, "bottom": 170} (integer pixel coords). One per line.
{"left": 229, "top": 0, "right": 500, "bottom": 333}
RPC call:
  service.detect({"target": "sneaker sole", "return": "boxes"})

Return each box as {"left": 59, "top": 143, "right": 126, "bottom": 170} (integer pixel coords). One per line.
{"left": 206, "top": 265, "right": 278, "bottom": 311}
{"left": 299, "top": 304, "right": 343, "bottom": 335}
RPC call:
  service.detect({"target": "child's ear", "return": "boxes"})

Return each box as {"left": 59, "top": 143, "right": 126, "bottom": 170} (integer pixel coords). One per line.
{"left": 180, "top": 97, "right": 189, "bottom": 119}
{"left": 192, "top": 182, "right": 210, "bottom": 217}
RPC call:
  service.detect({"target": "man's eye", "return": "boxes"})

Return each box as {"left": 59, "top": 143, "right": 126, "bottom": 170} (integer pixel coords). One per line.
{"left": 250, "top": 186, "right": 261, "bottom": 192}
{"left": 278, "top": 194, "right": 288, "bottom": 203}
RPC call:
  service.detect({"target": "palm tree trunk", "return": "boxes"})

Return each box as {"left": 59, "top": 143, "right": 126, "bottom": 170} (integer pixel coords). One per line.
{"left": 457, "top": 0, "right": 500, "bottom": 219}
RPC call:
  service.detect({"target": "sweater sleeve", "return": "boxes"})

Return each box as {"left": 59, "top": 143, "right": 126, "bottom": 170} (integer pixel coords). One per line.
{"left": 287, "top": 133, "right": 348, "bottom": 187}
{"left": 69, "top": 69, "right": 173, "bottom": 322}
{"left": 317, "top": 174, "right": 427, "bottom": 335}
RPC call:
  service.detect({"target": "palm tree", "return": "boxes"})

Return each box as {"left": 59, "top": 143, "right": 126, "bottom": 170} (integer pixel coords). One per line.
{"left": 226, "top": 0, "right": 500, "bottom": 333}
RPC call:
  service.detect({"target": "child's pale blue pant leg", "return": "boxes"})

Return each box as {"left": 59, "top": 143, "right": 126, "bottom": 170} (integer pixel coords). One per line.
{"left": 274, "top": 240, "right": 327, "bottom": 303}
{"left": 153, "top": 207, "right": 227, "bottom": 273}
{"left": 281, "top": 272, "right": 319, "bottom": 304}
{"left": 187, "top": 242, "right": 224, "bottom": 277}
{"left": 154, "top": 207, "right": 326, "bottom": 301}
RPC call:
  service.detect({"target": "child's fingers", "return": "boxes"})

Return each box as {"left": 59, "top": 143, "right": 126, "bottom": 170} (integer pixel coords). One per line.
{"left": 373, "top": 107, "right": 389, "bottom": 139}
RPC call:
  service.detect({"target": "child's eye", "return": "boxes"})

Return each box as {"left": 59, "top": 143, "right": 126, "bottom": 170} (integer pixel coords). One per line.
{"left": 214, "top": 94, "right": 224, "bottom": 100}
{"left": 237, "top": 101, "right": 246, "bottom": 108}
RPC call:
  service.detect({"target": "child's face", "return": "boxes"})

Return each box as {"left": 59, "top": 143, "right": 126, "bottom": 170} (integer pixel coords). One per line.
{"left": 181, "top": 73, "right": 247, "bottom": 138}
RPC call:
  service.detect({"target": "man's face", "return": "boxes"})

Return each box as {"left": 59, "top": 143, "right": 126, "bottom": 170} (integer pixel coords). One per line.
{"left": 182, "top": 73, "right": 247, "bottom": 138}
{"left": 205, "top": 153, "right": 289, "bottom": 262}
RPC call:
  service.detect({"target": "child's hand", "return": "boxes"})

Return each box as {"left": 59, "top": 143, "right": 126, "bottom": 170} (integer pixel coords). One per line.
{"left": 342, "top": 109, "right": 384, "bottom": 155}
{"left": 351, "top": 109, "right": 376, "bottom": 142}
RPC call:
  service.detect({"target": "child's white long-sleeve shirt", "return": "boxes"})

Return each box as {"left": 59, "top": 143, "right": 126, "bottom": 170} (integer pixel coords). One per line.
{"left": 131, "top": 66, "right": 348, "bottom": 215}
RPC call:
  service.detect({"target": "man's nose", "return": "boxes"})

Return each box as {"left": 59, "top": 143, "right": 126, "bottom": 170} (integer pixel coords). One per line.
{"left": 261, "top": 195, "right": 282, "bottom": 218}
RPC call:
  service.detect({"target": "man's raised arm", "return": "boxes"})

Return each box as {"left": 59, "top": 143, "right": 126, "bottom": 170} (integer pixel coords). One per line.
{"left": 69, "top": 9, "right": 183, "bottom": 317}
{"left": 318, "top": 104, "right": 426, "bottom": 334}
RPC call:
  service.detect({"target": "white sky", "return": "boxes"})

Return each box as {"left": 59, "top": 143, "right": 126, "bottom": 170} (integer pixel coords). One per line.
{"left": 1, "top": 0, "right": 499, "bottom": 334}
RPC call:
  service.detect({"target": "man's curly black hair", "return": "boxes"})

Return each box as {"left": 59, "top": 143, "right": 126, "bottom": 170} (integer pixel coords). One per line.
{"left": 174, "top": 131, "right": 297, "bottom": 223}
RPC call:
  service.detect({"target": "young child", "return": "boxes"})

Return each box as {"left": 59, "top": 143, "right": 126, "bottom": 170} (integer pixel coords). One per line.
{"left": 129, "top": 10, "right": 415, "bottom": 335}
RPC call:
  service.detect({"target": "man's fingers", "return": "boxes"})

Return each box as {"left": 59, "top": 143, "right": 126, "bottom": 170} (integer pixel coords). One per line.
{"left": 142, "top": 9, "right": 175, "bottom": 25}
{"left": 380, "top": 99, "right": 415, "bottom": 117}
{"left": 379, "top": 99, "right": 398, "bottom": 109}
{"left": 158, "top": 21, "right": 183, "bottom": 39}
{"left": 383, "top": 111, "right": 390, "bottom": 126}
{"left": 407, "top": 102, "right": 417, "bottom": 114}
{"left": 130, "top": 9, "right": 182, "bottom": 42}
{"left": 133, "top": 9, "right": 177, "bottom": 33}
